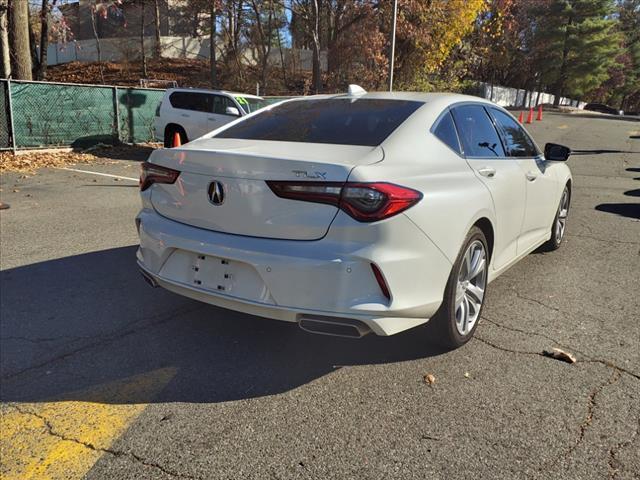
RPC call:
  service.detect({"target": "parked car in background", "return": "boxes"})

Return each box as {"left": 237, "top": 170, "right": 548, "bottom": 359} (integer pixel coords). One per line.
{"left": 583, "top": 103, "right": 623, "bottom": 115}
{"left": 155, "top": 88, "right": 267, "bottom": 147}
{"left": 137, "top": 87, "right": 573, "bottom": 349}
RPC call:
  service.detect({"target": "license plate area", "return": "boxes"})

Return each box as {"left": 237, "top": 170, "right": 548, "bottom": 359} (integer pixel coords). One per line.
{"left": 160, "top": 250, "right": 275, "bottom": 304}
{"left": 192, "top": 254, "right": 236, "bottom": 292}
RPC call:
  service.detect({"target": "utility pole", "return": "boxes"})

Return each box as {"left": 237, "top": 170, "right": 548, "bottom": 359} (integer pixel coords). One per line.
{"left": 388, "top": 0, "right": 397, "bottom": 92}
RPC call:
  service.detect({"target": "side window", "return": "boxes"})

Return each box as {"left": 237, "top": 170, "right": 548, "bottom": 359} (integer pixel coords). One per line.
{"left": 432, "top": 111, "right": 461, "bottom": 154}
{"left": 490, "top": 108, "right": 539, "bottom": 157}
{"left": 213, "top": 95, "right": 236, "bottom": 115}
{"left": 451, "top": 105, "right": 505, "bottom": 157}
{"left": 169, "top": 92, "right": 211, "bottom": 113}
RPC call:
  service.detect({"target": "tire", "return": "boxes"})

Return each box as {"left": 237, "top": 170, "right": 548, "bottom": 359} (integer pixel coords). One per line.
{"left": 430, "top": 226, "right": 489, "bottom": 349}
{"left": 543, "top": 184, "right": 570, "bottom": 251}
{"left": 164, "top": 126, "right": 188, "bottom": 148}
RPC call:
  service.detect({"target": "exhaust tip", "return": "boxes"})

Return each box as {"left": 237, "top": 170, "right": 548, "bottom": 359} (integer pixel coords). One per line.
{"left": 298, "top": 316, "right": 371, "bottom": 339}
{"left": 140, "top": 269, "right": 158, "bottom": 288}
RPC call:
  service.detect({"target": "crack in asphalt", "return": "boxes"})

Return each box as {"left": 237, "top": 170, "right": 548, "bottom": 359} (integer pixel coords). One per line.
{"left": 1, "top": 304, "right": 206, "bottom": 381}
{"left": 608, "top": 416, "right": 640, "bottom": 479}
{"left": 7, "top": 404, "right": 200, "bottom": 479}
{"left": 476, "top": 319, "right": 640, "bottom": 476}
{"left": 536, "top": 369, "right": 622, "bottom": 474}
{"left": 566, "top": 233, "right": 640, "bottom": 246}
{"left": 478, "top": 317, "right": 640, "bottom": 380}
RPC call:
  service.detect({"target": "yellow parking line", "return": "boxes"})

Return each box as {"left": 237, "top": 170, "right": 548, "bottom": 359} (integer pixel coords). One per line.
{"left": 1, "top": 367, "right": 176, "bottom": 480}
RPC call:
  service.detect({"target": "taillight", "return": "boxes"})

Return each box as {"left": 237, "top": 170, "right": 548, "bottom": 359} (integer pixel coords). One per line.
{"left": 266, "top": 181, "right": 422, "bottom": 222}
{"left": 140, "top": 162, "right": 180, "bottom": 191}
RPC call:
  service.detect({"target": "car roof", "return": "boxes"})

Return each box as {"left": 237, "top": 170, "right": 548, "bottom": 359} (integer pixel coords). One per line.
{"left": 276, "top": 91, "right": 497, "bottom": 118}
{"left": 166, "top": 87, "right": 263, "bottom": 99}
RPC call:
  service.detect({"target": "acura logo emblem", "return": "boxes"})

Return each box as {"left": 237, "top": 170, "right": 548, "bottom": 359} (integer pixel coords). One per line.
{"left": 207, "top": 181, "right": 225, "bottom": 205}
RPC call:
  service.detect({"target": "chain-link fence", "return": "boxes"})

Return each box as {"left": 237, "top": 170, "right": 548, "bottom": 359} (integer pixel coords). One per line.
{"left": 0, "top": 80, "right": 165, "bottom": 150}
{"left": 0, "top": 80, "right": 10, "bottom": 149}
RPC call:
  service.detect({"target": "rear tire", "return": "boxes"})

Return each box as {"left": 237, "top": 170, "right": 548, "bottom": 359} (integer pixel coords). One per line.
{"left": 430, "top": 226, "right": 488, "bottom": 350}
{"left": 164, "top": 126, "right": 188, "bottom": 148}
{"left": 543, "top": 184, "right": 570, "bottom": 251}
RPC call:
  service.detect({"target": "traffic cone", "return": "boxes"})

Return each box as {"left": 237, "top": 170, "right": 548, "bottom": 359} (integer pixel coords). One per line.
{"left": 517, "top": 111, "right": 524, "bottom": 124}
{"left": 526, "top": 107, "right": 534, "bottom": 124}
{"left": 172, "top": 131, "right": 182, "bottom": 147}
{"left": 536, "top": 105, "right": 543, "bottom": 121}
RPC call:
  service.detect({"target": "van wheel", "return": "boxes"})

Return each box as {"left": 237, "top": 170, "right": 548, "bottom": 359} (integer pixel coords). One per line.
{"left": 164, "top": 126, "right": 187, "bottom": 148}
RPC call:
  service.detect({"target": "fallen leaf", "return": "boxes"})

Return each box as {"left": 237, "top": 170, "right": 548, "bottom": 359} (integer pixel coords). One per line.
{"left": 542, "top": 347, "right": 577, "bottom": 364}
{"left": 464, "top": 372, "right": 470, "bottom": 378}
{"left": 423, "top": 373, "right": 436, "bottom": 385}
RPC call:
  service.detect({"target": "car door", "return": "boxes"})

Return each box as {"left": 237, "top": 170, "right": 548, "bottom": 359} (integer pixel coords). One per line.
{"left": 206, "top": 95, "right": 241, "bottom": 132}
{"left": 451, "top": 104, "right": 527, "bottom": 271}
{"left": 168, "top": 91, "right": 211, "bottom": 139}
{"left": 489, "top": 108, "right": 559, "bottom": 251}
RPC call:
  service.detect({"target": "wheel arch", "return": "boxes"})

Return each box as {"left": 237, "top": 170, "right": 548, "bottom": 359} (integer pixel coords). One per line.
{"left": 473, "top": 217, "right": 495, "bottom": 265}
{"left": 164, "top": 123, "right": 187, "bottom": 138}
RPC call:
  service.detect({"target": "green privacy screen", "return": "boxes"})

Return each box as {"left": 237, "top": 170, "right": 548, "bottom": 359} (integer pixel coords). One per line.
{"left": 118, "top": 88, "right": 164, "bottom": 143}
{"left": 8, "top": 81, "right": 164, "bottom": 148}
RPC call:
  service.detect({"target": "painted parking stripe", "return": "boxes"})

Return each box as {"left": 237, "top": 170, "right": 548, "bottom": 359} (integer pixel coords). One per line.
{"left": 0, "top": 367, "right": 176, "bottom": 479}
{"left": 58, "top": 167, "right": 138, "bottom": 182}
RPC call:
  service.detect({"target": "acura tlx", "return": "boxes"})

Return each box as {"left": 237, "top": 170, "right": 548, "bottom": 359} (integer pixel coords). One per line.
{"left": 136, "top": 86, "right": 572, "bottom": 349}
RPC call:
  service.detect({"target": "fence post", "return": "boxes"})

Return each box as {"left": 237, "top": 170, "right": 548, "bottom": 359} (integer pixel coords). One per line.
{"left": 7, "top": 79, "right": 16, "bottom": 152}
{"left": 113, "top": 86, "right": 121, "bottom": 143}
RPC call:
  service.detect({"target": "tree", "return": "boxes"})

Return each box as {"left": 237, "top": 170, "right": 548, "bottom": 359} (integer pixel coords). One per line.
{"left": 533, "top": 0, "right": 620, "bottom": 106}
{"left": 153, "top": 0, "right": 162, "bottom": 58}
{"left": 393, "top": 0, "right": 486, "bottom": 90}
{"left": 139, "top": 0, "right": 148, "bottom": 78}
{"left": 290, "top": 0, "right": 323, "bottom": 93}
{"left": 9, "top": 0, "right": 33, "bottom": 79}
{"left": 89, "top": 1, "right": 105, "bottom": 83}
{"left": 1, "top": 0, "right": 10, "bottom": 78}
{"left": 36, "top": 0, "right": 58, "bottom": 80}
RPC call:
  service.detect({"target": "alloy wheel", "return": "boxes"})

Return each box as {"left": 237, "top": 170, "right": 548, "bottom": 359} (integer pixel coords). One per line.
{"left": 555, "top": 188, "right": 569, "bottom": 244}
{"left": 454, "top": 240, "right": 487, "bottom": 336}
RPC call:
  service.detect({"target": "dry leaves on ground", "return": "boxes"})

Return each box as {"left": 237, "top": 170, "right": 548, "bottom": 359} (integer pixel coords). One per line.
{"left": 0, "top": 145, "right": 157, "bottom": 174}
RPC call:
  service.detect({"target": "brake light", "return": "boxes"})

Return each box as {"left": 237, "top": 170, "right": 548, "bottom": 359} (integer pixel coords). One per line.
{"left": 140, "top": 162, "right": 180, "bottom": 191}
{"left": 266, "top": 181, "right": 422, "bottom": 222}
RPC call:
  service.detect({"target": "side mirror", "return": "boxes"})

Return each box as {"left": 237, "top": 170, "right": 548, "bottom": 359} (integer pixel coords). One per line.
{"left": 225, "top": 106, "right": 241, "bottom": 116}
{"left": 545, "top": 143, "right": 571, "bottom": 161}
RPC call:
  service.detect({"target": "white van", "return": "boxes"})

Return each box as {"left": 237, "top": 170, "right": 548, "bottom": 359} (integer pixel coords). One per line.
{"left": 154, "top": 88, "right": 266, "bottom": 147}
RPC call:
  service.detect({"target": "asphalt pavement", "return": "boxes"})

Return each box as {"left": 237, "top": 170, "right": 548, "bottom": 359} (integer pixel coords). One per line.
{"left": 1, "top": 112, "right": 639, "bottom": 479}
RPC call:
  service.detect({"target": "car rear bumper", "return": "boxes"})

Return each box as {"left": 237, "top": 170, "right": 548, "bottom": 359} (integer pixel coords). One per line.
{"left": 136, "top": 208, "right": 452, "bottom": 336}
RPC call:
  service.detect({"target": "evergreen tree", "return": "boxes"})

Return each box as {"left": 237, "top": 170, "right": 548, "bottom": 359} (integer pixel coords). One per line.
{"left": 534, "top": 0, "right": 620, "bottom": 105}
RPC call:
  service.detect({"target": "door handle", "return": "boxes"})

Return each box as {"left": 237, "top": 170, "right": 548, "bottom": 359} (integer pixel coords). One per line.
{"left": 477, "top": 167, "right": 496, "bottom": 178}
{"left": 208, "top": 117, "right": 217, "bottom": 121}
{"left": 525, "top": 171, "right": 538, "bottom": 181}
{"left": 181, "top": 113, "right": 189, "bottom": 118}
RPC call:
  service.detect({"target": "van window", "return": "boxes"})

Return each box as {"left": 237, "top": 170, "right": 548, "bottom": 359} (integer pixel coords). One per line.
{"left": 169, "top": 92, "right": 212, "bottom": 113}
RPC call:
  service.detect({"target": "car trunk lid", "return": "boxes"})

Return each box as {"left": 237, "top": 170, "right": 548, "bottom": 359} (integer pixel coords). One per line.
{"left": 148, "top": 138, "right": 383, "bottom": 240}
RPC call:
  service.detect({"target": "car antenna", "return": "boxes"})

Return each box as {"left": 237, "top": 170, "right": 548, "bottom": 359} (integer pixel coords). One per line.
{"left": 347, "top": 84, "right": 367, "bottom": 96}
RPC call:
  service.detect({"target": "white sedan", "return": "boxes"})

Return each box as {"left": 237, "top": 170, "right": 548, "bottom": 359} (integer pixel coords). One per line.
{"left": 136, "top": 88, "right": 572, "bottom": 349}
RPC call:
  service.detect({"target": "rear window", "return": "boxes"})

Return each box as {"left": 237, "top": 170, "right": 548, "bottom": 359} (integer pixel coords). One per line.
{"left": 215, "top": 98, "right": 423, "bottom": 146}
